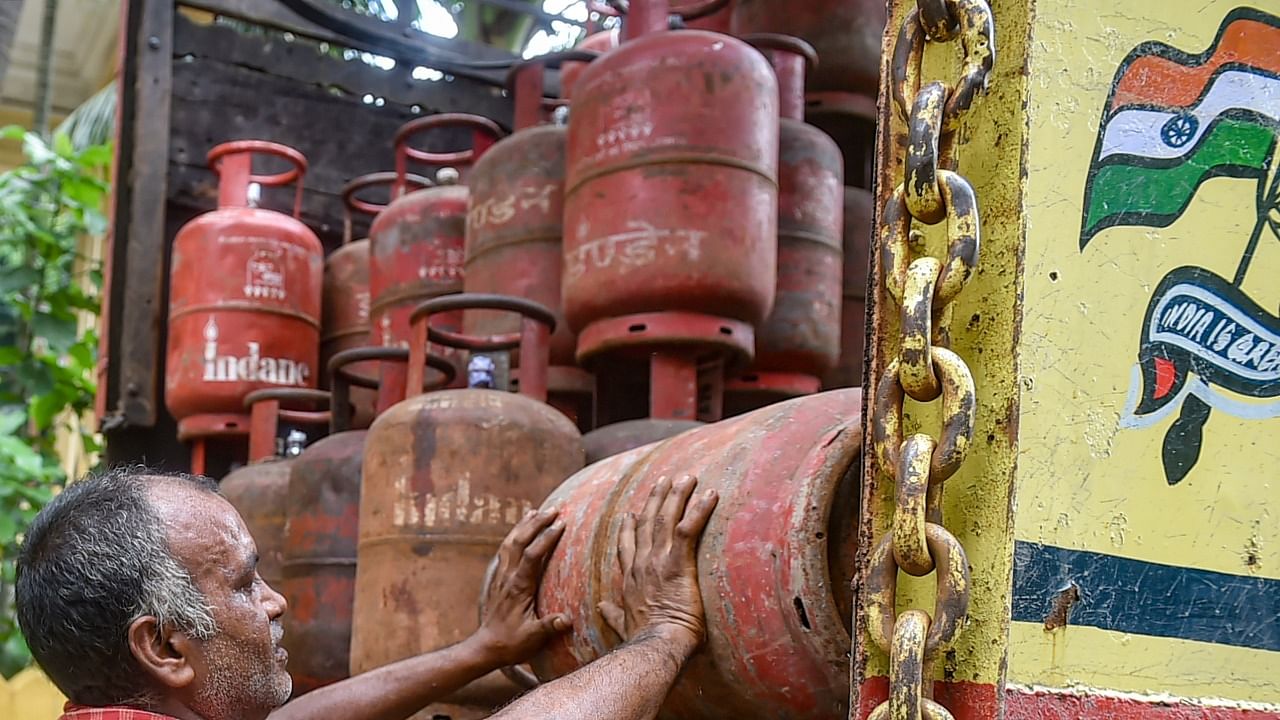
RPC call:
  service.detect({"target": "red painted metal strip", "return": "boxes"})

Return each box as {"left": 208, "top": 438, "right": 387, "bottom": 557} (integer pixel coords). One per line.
{"left": 856, "top": 678, "right": 999, "bottom": 720}
{"left": 1007, "top": 689, "right": 1280, "bottom": 719}
{"left": 855, "top": 676, "right": 888, "bottom": 719}
{"left": 936, "top": 681, "right": 1003, "bottom": 720}
{"left": 857, "top": 679, "right": 1280, "bottom": 719}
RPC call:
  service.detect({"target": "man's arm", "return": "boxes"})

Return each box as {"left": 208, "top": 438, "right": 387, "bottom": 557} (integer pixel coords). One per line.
{"left": 268, "top": 509, "right": 570, "bottom": 720}
{"left": 490, "top": 475, "right": 719, "bottom": 720}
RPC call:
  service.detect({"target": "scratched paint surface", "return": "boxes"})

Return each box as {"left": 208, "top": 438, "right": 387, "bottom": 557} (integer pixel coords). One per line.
{"left": 1014, "top": 0, "right": 1280, "bottom": 703}
{"left": 858, "top": 0, "right": 1030, "bottom": 698}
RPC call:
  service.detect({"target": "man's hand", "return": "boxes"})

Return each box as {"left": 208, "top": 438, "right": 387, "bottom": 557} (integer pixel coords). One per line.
{"left": 472, "top": 508, "right": 570, "bottom": 667}
{"left": 598, "top": 476, "right": 719, "bottom": 650}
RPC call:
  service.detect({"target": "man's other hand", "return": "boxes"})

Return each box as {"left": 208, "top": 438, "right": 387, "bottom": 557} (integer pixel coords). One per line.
{"left": 598, "top": 476, "right": 719, "bottom": 649}
{"left": 473, "top": 508, "right": 570, "bottom": 667}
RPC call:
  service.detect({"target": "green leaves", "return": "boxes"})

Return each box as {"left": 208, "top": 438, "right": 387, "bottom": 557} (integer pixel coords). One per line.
{"left": 31, "top": 310, "right": 78, "bottom": 353}
{"left": 0, "top": 408, "right": 24, "bottom": 436}
{"left": 0, "top": 127, "right": 110, "bottom": 676}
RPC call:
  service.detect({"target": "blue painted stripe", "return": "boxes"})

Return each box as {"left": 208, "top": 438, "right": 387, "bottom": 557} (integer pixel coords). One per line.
{"left": 1012, "top": 541, "right": 1280, "bottom": 652}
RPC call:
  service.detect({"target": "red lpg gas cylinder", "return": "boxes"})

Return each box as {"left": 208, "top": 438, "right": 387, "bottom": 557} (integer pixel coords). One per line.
{"left": 580, "top": 417, "right": 702, "bottom": 463}
{"left": 466, "top": 52, "right": 598, "bottom": 429}
{"left": 281, "top": 346, "right": 455, "bottom": 696}
{"left": 220, "top": 388, "right": 330, "bottom": 592}
{"left": 682, "top": 4, "right": 733, "bottom": 32}
{"left": 562, "top": 0, "right": 779, "bottom": 419}
{"left": 368, "top": 115, "right": 504, "bottom": 413}
{"left": 726, "top": 35, "right": 843, "bottom": 415}
{"left": 731, "top": 0, "right": 886, "bottom": 97}
{"left": 563, "top": 0, "right": 778, "bottom": 336}
{"left": 564, "top": 0, "right": 733, "bottom": 101}
{"left": 824, "top": 186, "right": 873, "bottom": 389}
{"left": 351, "top": 294, "right": 583, "bottom": 719}
{"left": 166, "top": 141, "right": 323, "bottom": 470}
{"left": 322, "top": 172, "right": 430, "bottom": 430}
{"left": 805, "top": 91, "right": 877, "bottom": 191}
{"left": 466, "top": 52, "right": 596, "bottom": 366}
{"left": 561, "top": 28, "right": 619, "bottom": 101}
{"left": 509, "top": 388, "right": 864, "bottom": 720}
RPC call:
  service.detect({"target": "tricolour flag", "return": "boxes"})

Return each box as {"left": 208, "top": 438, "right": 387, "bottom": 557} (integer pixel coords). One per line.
{"left": 1079, "top": 8, "right": 1280, "bottom": 247}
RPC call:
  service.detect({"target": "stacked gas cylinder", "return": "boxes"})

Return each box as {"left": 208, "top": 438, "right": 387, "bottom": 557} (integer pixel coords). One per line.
{"left": 162, "top": 1, "right": 879, "bottom": 718}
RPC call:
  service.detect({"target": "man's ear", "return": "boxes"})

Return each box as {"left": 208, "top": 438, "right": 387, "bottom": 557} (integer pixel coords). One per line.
{"left": 127, "top": 615, "right": 198, "bottom": 691}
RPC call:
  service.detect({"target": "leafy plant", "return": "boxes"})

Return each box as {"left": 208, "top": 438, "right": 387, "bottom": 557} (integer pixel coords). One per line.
{"left": 0, "top": 127, "right": 110, "bottom": 677}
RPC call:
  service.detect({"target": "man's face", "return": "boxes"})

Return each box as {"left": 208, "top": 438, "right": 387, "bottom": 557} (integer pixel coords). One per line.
{"left": 149, "top": 482, "right": 292, "bottom": 719}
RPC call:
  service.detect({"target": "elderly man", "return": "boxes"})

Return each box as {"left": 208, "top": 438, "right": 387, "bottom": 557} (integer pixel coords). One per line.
{"left": 16, "top": 467, "right": 717, "bottom": 720}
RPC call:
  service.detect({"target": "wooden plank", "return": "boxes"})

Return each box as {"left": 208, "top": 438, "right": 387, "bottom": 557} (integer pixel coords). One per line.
{"left": 179, "top": 0, "right": 518, "bottom": 86}
{"left": 168, "top": 12, "right": 512, "bottom": 247}
{"left": 172, "top": 15, "right": 511, "bottom": 122}
{"left": 103, "top": 0, "right": 174, "bottom": 429}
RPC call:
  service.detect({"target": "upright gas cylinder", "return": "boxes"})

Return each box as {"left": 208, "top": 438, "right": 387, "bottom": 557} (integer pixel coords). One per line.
{"left": 322, "top": 172, "right": 431, "bottom": 430}
{"left": 725, "top": 35, "right": 843, "bottom": 415}
{"left": 580, "top": 417, "right": 702, "bottom": 463}
{"left": 505, "top": 389, "right": 863, "bottom": 720}
{"left": 350, "top": 294, "right": 584, "bottom": 719}
{"left": 563, "top": 1, "right": 733, "bottom": 100}
{"left": 466, "top": 52, "right": 597, "bottom": 430}
{"left": 561, "top": 27, "right": 618, "bottom": 101}
{"left": 281, "top": 346, "right": 454, "bottom": 696}
{"left": 562, "top": 0, "right": 780, "bottom": 421}
{"left": 805, "top": 92, "right": 877, "bottom": 191}
{"left": 166, "top": 141, "right": 323, "bottom": 473}
{"left": 824, "top": 186, "right": 873, "bottom": 389}
{"left": 368, "top": 115, "right": 504, "bottom": 414}
{"left": 731, "top": 0, "right": 886, "bottom": 97}
{"left": 680, "top": 0, "right": 734, "bottom": 32}
{"left": 220, "top": 388, "right": 330, "bottom": 593}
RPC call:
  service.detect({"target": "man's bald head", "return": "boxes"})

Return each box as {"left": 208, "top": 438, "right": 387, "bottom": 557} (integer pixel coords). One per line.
{"left": 15, "top": 467, "right": 220, "bottom": 707}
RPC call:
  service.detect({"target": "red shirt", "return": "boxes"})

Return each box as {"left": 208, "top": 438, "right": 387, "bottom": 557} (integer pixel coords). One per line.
{"left": 59, "top": 704, "right": 176, "bottom": 720}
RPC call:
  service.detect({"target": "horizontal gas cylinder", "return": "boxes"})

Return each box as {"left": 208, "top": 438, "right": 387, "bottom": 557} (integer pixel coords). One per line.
{"left": 527, "top": 388, "right": 862, "bottom": 720}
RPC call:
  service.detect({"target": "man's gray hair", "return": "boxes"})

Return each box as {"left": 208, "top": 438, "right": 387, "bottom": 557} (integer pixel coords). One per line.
{"left": 16, "top": 466, "right": 221, "bottom": 707}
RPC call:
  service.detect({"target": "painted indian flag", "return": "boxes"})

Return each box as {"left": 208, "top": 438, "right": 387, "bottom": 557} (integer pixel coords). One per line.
{"left": 1079, "top": 9, "right": 1280, "bottom": 246}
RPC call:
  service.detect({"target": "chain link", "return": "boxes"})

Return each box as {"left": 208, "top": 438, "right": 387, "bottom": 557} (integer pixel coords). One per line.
{"left": 864, "top": 0, "right": 995, "bottom": 717}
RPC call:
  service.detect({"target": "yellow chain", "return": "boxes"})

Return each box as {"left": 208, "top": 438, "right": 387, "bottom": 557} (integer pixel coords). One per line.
{"left": 863, "top": 0, "right": 995, "bottom": 718}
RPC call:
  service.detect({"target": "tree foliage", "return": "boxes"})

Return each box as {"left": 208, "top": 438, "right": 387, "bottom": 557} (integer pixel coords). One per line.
{"left": 0, "top": 127, "right": 109, "bottom": 677}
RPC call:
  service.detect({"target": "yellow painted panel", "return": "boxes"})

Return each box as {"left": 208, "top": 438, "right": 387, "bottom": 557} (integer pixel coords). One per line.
{"left": 861, "top": 0, "right": 1031, "bottom": 688}
{"left": 1015, "top": 0, "right": 1280, "bottom": 701}
{"left": 0, "top": 667, "right": 66, "bottom": 720}
{"left": 1010, "top": 622, "right": 1280, "bottom": 704}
